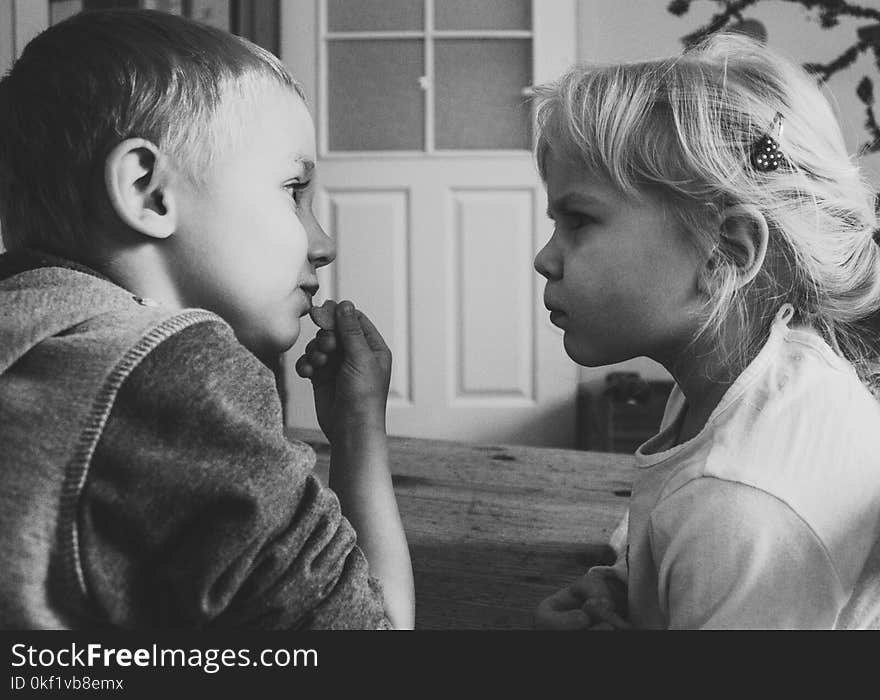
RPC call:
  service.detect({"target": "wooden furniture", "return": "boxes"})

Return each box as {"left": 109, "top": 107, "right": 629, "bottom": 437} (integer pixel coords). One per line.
{"left": 286, "top": 428, "right": 640, "bottom": 630}
{"left": 577, "top": 375, "right": 673, "bottom": 452}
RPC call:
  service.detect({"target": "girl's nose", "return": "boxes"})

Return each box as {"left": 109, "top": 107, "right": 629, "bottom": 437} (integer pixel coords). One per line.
{"left": 534, "top": 236, "right": 561, "bottom": 281}
{"left": 307, "top": 220, "right": 336, "bottom": 269}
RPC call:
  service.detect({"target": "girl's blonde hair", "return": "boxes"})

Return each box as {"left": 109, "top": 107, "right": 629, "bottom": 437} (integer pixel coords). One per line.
{"left": 534, "top": 32, "right": 880, "bottom": 391}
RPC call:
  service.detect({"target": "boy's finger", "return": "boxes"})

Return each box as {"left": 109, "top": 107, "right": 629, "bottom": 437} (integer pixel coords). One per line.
{"left": 309, "top": 300, "right": 337, "bottom": 331}
{"left": 334, "top": 301, "right": 370, "bottom": 356}
{"left": 294, "top": 356, "right": 313, "bottom": 378}
{"left": 355, "top": 310, "right": 389, "bottom": 353}
{"left": 309, "top": 351, "right": 327, "bottom": 367}
{"left": 316, "top": 329, "right": 337, "bottom": 353}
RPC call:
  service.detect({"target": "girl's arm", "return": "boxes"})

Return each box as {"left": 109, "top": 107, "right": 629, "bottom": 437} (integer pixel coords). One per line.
{"left": 534, "top": 512, "right": 630, "bottom": 630}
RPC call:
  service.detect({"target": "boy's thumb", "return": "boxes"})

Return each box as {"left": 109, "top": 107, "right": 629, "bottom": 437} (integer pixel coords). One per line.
{"left": 334, "top": 301, "right": 368, "bottom": 354}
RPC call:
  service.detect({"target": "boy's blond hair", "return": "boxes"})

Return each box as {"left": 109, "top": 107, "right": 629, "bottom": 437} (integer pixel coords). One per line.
{"left": 0, "top": 9, "right": 303, "bottom": 258}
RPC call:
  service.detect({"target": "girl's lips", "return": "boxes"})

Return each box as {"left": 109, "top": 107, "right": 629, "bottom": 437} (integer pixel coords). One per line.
{"left": 549, "top": 309, "right": 567, "bottom": 328}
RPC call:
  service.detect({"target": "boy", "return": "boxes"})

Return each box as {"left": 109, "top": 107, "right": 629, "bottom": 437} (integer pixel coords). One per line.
{"left": 0, "top": 9, "right": 414, "bottom": 629}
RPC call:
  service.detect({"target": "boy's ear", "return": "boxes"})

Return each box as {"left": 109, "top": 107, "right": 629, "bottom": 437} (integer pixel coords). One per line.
{"left": 104, "top": 138, "right": 177, "bottom": 239}
{"left": 714, "top": 203, "right": 769, "bottom": 288}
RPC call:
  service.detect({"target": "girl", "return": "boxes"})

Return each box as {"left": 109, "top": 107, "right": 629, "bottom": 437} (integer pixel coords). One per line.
{"left": 532, "top": 32, "right": 880, "bottom": 629}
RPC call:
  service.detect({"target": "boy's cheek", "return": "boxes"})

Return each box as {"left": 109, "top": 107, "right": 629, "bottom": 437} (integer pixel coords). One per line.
{"left": 271, "top": 313, "right": 304, "bottom": 357}
{"left": 233, "top": 308, "right": 303, "bottom": 362}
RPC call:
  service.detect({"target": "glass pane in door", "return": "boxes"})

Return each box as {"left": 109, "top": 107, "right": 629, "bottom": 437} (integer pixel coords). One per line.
{"left": 434, "top": 0, "right": 531, "bottom": 31}
{"left": 327, "top": 0, "right": 424, "bottom": 32}
{"left": 435, "top": 39, "right": 531, "bottom": 149}
{"left": 328, "top": 39, "right": 425, "bottom": 150}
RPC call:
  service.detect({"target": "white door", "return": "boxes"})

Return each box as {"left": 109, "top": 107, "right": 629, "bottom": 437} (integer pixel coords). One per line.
{"left": 281, "top": 0, "right": 579, "bottom": 446}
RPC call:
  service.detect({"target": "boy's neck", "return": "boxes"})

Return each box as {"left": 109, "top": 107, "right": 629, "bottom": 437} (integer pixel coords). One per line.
{"left": 97, "top": 242, "right": 186, "bottom": 309}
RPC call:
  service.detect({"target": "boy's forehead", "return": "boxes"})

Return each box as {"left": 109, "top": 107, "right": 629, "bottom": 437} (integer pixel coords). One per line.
{"left": 220, "top": 83, "right": 315, "bottom": 159}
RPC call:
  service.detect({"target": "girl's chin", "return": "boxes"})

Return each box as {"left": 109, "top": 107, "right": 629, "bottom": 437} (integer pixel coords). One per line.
{"left": 563, "top": 333, "right": 625, "bottom": 368}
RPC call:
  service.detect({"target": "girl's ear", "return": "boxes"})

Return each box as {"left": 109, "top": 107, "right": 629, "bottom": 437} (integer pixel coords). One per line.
{"left": 104, "top": 138, "right": 177, "bottom": 239}
{"left": 715, "top": 203, "right": 769, "bottom": 288}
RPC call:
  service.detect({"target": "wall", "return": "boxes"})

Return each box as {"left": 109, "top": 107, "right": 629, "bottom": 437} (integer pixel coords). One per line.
{"left": 573, "top": 0, "right": 880, "bottom": 388}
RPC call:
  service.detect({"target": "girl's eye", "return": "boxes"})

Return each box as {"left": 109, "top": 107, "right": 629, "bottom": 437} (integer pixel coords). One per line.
{"left": 546, "top": 210, "right": 594, "bottom": 232}
{"left": 560, "top": 212, "right": 592, "bottom": 230}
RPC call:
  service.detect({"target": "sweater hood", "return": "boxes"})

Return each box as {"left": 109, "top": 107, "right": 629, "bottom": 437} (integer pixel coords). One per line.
{"left": 0, "top": 250, "right": 131, "bottom": 375}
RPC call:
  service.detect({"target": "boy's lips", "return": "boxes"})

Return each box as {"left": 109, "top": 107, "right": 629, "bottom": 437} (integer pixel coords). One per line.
{"left": 296, "top": 280, "right": 319, "bottom": 315}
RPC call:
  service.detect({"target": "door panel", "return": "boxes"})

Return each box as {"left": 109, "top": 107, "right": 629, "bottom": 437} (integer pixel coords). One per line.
{"left": 453, "top": 189, "right": 533, "bottom": 399}
{"left": 327, "top": 189, "right": 412, "bottom": 404}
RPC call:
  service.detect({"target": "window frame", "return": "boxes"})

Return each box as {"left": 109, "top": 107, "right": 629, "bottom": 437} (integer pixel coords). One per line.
{"left": 318, "top": 0, "right": 535, "bottom": 158}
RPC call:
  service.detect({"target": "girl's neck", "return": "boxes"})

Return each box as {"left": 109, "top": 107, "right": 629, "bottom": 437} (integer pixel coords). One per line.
{"left": 665, "top": 345, "right": 737, "bottom": 446}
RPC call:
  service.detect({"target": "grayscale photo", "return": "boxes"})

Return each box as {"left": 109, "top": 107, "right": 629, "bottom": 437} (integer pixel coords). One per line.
{"left": 1, "top": 0, "right": 879, "bottom": 660}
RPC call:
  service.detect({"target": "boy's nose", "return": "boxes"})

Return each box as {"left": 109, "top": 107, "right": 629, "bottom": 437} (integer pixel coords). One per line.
{"left": 307, "top": 220, "right": 336, "bottom": 269}
{"left": 534, "top": 238, "right": 561, "bottom": 280}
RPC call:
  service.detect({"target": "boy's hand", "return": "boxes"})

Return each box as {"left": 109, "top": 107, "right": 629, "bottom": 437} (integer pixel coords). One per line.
{"left": 295, "top": 300, "right": 392, "bottom": 443}
{"left": 534, "top": 571, "right": 631, "bottom": 631}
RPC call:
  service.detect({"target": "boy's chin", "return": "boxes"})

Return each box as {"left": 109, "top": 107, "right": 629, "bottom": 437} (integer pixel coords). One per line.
{"left": 242, "top": 320, "right": 302, "bottom": 367}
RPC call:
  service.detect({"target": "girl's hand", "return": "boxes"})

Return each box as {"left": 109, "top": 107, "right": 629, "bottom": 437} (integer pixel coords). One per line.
{"left": 534, "top": 571, "right": 631, "bottom": 631}
{"left": 295, "top": 300, "right": 392, "bottom": 443}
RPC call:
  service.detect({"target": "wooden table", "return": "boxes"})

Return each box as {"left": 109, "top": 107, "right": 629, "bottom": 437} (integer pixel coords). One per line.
{"left": 286, "top": 428, "right": 640, "bottom": 630}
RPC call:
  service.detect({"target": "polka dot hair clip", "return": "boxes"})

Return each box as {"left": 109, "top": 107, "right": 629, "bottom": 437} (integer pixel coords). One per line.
{"left": 750, "top": 113, "right": 785, "bottom": 172}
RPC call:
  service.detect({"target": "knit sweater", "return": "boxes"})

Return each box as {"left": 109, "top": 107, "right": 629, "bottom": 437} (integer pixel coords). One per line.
{"left": 0, "top": 250, "right": 390, "bottom": 629}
